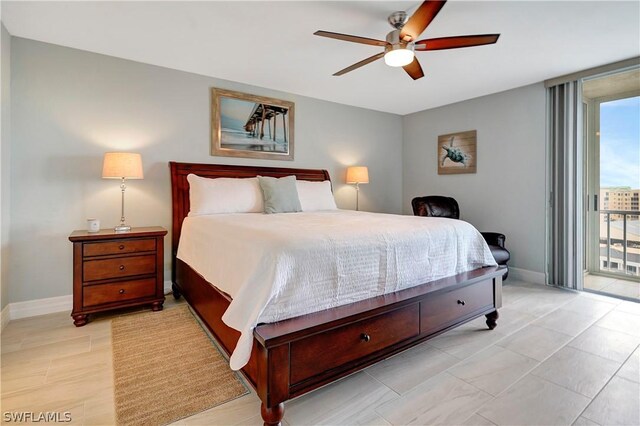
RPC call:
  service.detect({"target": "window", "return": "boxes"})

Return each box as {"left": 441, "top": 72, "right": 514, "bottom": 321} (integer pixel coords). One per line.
{"left": 627, "top": 265, "right": 637, "bottom": 274}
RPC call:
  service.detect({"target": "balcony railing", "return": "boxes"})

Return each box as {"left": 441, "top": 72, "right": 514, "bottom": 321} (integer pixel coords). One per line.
{"left": 599, "top": 209, "right": 640, "bottom": 277}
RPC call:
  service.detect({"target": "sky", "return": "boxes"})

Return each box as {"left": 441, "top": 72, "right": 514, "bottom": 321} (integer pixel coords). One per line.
{"left": 220, "top": 97, "right": 255, "bottom": 131}
{"left": 600, "top": 95, "right": 640, "bottom": 189}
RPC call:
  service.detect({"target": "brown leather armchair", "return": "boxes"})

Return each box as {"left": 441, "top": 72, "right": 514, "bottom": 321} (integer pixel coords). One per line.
{"left": 412, "top": 196, "right": 510, "bottom": 279}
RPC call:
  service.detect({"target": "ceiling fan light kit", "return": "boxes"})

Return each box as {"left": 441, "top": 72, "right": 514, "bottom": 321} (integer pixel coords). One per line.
{"left": 384, "top": 30, "right": 415, "bottom": 67}
{"left": 384, "top": 47, "right": 415, "bottom": 67}
{"left": 314, "top": 0, "right": 500, "bottom": 80}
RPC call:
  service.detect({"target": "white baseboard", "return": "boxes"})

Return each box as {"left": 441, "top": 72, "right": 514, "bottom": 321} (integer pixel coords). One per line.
{"left": 1, "top": 304, "right": 10, "bottom": 332}
{"left": 509, "top": 267, "right": 546, "bottom": 285}
{"left": 9, "top": 295, "right": 73, "bottom": 321}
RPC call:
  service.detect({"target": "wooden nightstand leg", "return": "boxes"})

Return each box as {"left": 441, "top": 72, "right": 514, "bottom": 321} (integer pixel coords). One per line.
{"left": 151, "top": 301, "right": 164, "bottom": 311}
{"left": 72, "top": 314, "right": 88, "bottom": 327}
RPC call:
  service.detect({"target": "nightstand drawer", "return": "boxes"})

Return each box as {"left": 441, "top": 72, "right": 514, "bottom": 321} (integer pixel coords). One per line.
{"left": 83, "top": 278, "right": 156, "bottom": 307}
{"left": 83, "top": 255, "right": 156, "bottom": 282}
{"left": 83, "top": 238, "right": 156, "bottom": 257}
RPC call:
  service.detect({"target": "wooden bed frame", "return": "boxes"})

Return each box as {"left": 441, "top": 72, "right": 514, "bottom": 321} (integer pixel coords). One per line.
{"left": 169, "top": 161, "right": 503, "bottom": 425}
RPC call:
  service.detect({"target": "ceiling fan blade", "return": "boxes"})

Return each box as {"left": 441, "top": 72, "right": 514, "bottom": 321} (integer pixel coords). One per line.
{"left": 333, "top": 52, "right": 385, "bottom": 76}
{"left": 400, "top": 0, "right": 447, "bottom": 41}
{"left": 314, "top": 30, "right": 388, "bottom": 47}
{"left": 403, "top": 57, "right": 425, "bottom": 80}
{"left": 415, "top": 34, "right": 500, "bottom": 51}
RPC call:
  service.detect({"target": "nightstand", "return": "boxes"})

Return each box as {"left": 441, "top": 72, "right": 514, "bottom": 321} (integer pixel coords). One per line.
{"left": 68, "top": 226, "right": 168, "bottom": 326}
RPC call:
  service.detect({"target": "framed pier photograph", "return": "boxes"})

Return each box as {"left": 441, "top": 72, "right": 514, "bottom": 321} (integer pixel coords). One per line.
{"left": 211, "top": 88, "right": 295, "bottom": 161}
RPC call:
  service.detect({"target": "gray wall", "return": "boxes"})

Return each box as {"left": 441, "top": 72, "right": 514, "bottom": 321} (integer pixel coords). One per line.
{"left": 403, "top": 83, "right": 547, "bottom": 274}
{"left": 7, "top": 36, "right": 550, "bottom": 305}
{"left": 9, "top": 37, "right": 403, "bottom": 303}
{"left": 1, "top": 23, "right": 10, "bottom": 310}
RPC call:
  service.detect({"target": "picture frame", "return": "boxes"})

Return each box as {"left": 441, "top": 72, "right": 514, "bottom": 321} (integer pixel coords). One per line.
{"left": 211, "top": 88, "right": 295, "bottom": 161}
{"left": 437, "top": 130, "right": 477, "bottom": 174}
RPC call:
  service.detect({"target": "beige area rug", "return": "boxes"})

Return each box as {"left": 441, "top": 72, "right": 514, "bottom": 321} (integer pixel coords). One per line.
{"left": 112, "top": 305, "right": 248, "bottom": 426}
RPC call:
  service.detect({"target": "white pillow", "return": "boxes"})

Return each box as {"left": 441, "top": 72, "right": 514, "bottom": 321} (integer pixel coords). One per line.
{"left": 296, "top": 180, "right": 337, "bottom": 211}
{"left": 187, "top": 174, "right": 264, "bottom": 216}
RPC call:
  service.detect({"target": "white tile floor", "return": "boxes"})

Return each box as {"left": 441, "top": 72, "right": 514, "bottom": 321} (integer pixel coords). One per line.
{"left": 1, "top": 281, "right": 639, "bottom": 426}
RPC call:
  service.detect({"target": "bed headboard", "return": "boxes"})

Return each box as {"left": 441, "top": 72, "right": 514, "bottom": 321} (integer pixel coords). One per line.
{"left": 169, "top": 162, "right": 331, "bottom": 279}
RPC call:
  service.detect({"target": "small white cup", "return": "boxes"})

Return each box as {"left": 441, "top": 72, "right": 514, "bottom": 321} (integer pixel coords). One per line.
{"left": 87, "top": 218, "right": 100, "bottom": 233}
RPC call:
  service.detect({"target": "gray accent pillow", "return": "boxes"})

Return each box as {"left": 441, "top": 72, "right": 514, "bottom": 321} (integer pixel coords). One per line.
{"left": 257, "top": 175, "right": 302, "bottom": 214}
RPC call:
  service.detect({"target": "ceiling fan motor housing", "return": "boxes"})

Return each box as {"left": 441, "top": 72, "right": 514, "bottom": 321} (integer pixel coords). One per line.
{"left": 385, "top": 29, "right": 415, "bottom": 53}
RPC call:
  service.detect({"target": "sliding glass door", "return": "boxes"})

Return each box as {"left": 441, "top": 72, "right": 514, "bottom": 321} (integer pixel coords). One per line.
{"left": 584, "top": 69, "right": 639, "bottom": 300}
{"left": 597, "top": 96, "right": 639, "bottom": 277}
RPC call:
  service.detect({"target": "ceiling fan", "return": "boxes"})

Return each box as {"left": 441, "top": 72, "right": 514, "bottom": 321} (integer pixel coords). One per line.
{"left": 314, "top": 0, "right": 500, "bottom": 80}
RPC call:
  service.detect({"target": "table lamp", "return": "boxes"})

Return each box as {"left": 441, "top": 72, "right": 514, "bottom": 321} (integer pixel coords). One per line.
{"left": 102, "top": 152, "right": 143, "bottom": 232}
{"left": 346, "top": 166, "right": 369, "bottom": 211}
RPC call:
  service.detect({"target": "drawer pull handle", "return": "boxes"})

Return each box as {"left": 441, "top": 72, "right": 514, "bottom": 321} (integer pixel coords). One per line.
{"left": 119, "top": 289, "right": 125, "bottom": 294}
{"left": 457, "top": 300, "right": 466, "bottom": 306}
{"left": 119, "top": 265, "right": 125, "bottom": 271}
{"left": 361, "top": 333, "right": 371, "bottom": 342}
{"left": 119, "top": 245, "right": 125, "bottom": 250}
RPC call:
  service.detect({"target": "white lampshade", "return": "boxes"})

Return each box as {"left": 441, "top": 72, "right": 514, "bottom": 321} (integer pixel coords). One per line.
{"left": 102, "top": 152, "right": 144, "bottom": 179}
{"left": 346, "top": 166, "right": 369, "bottom": 184}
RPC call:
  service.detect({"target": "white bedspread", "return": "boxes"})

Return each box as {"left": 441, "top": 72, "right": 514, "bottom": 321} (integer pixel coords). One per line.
{"left": 177, "top": 210, "right": 496, "bottom": 370}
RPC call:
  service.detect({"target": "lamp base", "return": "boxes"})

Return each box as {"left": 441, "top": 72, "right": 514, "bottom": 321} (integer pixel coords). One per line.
{"left": 114, "top": 224, "right": 131, "bottom": 232}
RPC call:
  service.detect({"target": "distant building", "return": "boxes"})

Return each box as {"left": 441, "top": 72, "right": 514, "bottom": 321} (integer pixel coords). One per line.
{"left": 600, "top": 187, "right": 639, "bottom": 220}
{"left": 599, "top": 187, "right": 640, "bottom": 276}
{"left": 599, "top": 219, "right": 640, "bottom": 276}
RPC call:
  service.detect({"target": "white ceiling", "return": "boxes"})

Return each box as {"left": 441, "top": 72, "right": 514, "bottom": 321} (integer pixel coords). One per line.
{"left": 2, "top": 1, "right": 639, "bottom": 115}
